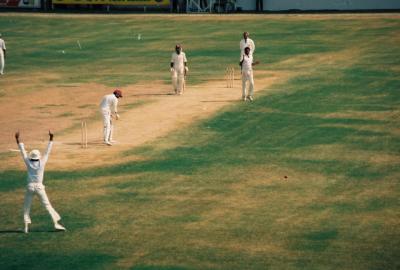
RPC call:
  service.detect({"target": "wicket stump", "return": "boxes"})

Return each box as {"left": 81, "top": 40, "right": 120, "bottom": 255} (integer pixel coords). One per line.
{"left": 225, "top": 66, "right": 234, "bottom": 88}
{"left": 81, "top": 120, "right": 88, "bottom": 148}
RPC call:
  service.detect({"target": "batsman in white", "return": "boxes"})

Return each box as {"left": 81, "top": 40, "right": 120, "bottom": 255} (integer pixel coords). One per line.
{"left": 0, "top": 33, "right": 6, "bottom": 75}
{"left": 15, "top": 131, "right": 66, "bottom": 233}
{"left": 99, "top": 89, "right": 122, "bottom": 146}
{"left": 240, "top": 47, "right": 259, "bottom": 101}
{"left": 240, "top": 31, "right": 255, "bottom": 57}
{"left": 170, "top": 44, "right": 189, "bottom": 95}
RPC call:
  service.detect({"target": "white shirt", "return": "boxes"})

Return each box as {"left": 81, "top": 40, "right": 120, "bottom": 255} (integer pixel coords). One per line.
{"left": 18, "top": 142, "right": 52, "bottom": 185}
{"left": 100, "top": 94, "right": 118, "bottom": 113}
{"left": 240, "top": 38, "right": 255, "bottom": 55}
{"left": 171, "top": 52, "right": 187, "bottom": 73}
{"left": 241, "top": 54, "right": 253, "bottom": 72}
{"left": 0, "top": 38, "right": 5, "bottom": 55}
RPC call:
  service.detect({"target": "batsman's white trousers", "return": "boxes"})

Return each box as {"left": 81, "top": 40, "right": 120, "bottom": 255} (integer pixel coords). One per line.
{"left": 101, "top": 109, "right": 113, "bottom": 142}
{"left": 0, "top": 50, "right": 4, "bottom": 75}
{"left": 172, "top": 70, "right": 185, "bottom": 94}
{"left": 23, "top": 183, "right": 61, "bottom": 224}
{"left": 242, "top": 70, "right": 254, "bottom": 98}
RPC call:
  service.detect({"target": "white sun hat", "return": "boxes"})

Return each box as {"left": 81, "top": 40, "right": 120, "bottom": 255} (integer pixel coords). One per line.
{"left": 28, "top": 150, "right": 41, "bottom": 160}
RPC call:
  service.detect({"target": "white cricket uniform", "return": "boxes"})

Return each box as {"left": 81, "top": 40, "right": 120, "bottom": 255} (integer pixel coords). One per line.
{"left": 18, "top": 142, "right": 61, "bottom": 224}
{"left": 0, "top": 38, "right": 6, "bottom": 75}
{"left": 240, "top": 38, "right": 255, "bottom": 56}
{"left": 171, "top": 52, "right": 187, "bottom": 94}
{"left": 100, "top": 94, "right": 118, "bottom": 143}
{"left": 241, "top": 54, "right": 255, "bottom": 98}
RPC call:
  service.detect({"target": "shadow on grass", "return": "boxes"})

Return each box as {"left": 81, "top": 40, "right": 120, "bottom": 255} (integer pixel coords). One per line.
{"left": 132, "top": 266, "right": 191, "bottom": 270}
{"left": 0, "top": 229, "right": 65, "bottom": 234}
{"left": 200, "top": 99, "right": 238, "bottom": 103}
{"left": 0, "top": 230, "right": 23, "bottom": 234}
{"left": 0, "top": 249, "right": 116, "bottom": 270}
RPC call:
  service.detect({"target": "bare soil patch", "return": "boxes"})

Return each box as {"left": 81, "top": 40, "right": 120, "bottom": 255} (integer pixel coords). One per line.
{"left": 1, "top": 69, "right": 287, "bottom": 171}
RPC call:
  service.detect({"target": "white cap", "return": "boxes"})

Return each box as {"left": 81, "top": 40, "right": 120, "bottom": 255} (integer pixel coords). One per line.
{"left": 28, "top": 150, "right": 41, "bottom": 160}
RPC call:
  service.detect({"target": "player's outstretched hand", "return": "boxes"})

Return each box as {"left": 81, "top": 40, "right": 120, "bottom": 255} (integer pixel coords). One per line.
{"left": 15, "top": 131, "right": 20, "bottom": 143}
{"left": 116, "top": 114, "right": 120, "bottom": 120}
{"left": 253, "top": 61, "right": 260, "bottom": 65}
{"left": 49, "top": 130, "right": 54, "bottom": 141}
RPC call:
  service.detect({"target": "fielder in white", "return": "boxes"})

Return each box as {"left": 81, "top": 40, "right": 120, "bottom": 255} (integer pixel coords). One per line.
{"left": 239, "top": 31, "right": 255, "bottom": 57}
{"left": 15, "top": 131, "right": 66, "bottom": 233}
{"left": 0, "top": 33, "right": 6, "bottom": 75}
{"left": 99, "top": 89, "right": 122, "bottom": 146}
{"left": 170, "top": 44, "right": 189, "bottom": 95}
{"left": 240, "top": 47, "right": 259, "bottom": 101}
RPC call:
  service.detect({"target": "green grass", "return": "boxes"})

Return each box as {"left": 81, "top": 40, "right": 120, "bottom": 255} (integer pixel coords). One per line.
{"left": 1, "top": 14, "right": 399, "bottom": 270}
{"left": 1, "top": 14, "right": 385, "bottom": 89}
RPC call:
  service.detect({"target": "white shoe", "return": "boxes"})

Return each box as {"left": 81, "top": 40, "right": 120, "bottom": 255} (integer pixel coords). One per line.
{"left": 248, "top": 96, "right": 253, "bottom": 101}
{"left": 104, "top": 141, "right": 112, "bottom": 146}
{"left": 242, "top": 96, "right": 247, "bottom": 101}
{"left": 54, "top": 223, "right": 66, "bottom": 231}
{"left": 24, "top": 223, "right": 29, "bottom": 234}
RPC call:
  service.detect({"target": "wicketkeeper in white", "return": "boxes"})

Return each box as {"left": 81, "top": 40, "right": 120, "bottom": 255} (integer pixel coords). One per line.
{"left": 240, "top": 31, "right": 255, "bottom": 57}
{"left": 99, "top": 89, "right": 122, "bottom": 146}
{"left": 0, "top": 33, "right": 6, "bottom": 75}
{"left": 170, "top": 44, "right": 189, "bottom": 95}
{"left": 15, "top": 131, "right": 66, "bottom": 233}
{"left": 240, "top": 47, "right": 259, "bottom": 101}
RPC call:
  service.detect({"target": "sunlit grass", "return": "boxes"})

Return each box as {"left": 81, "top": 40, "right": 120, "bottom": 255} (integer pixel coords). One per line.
{"left": 0, "top": 14, "right": 399, "bottom": 270}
